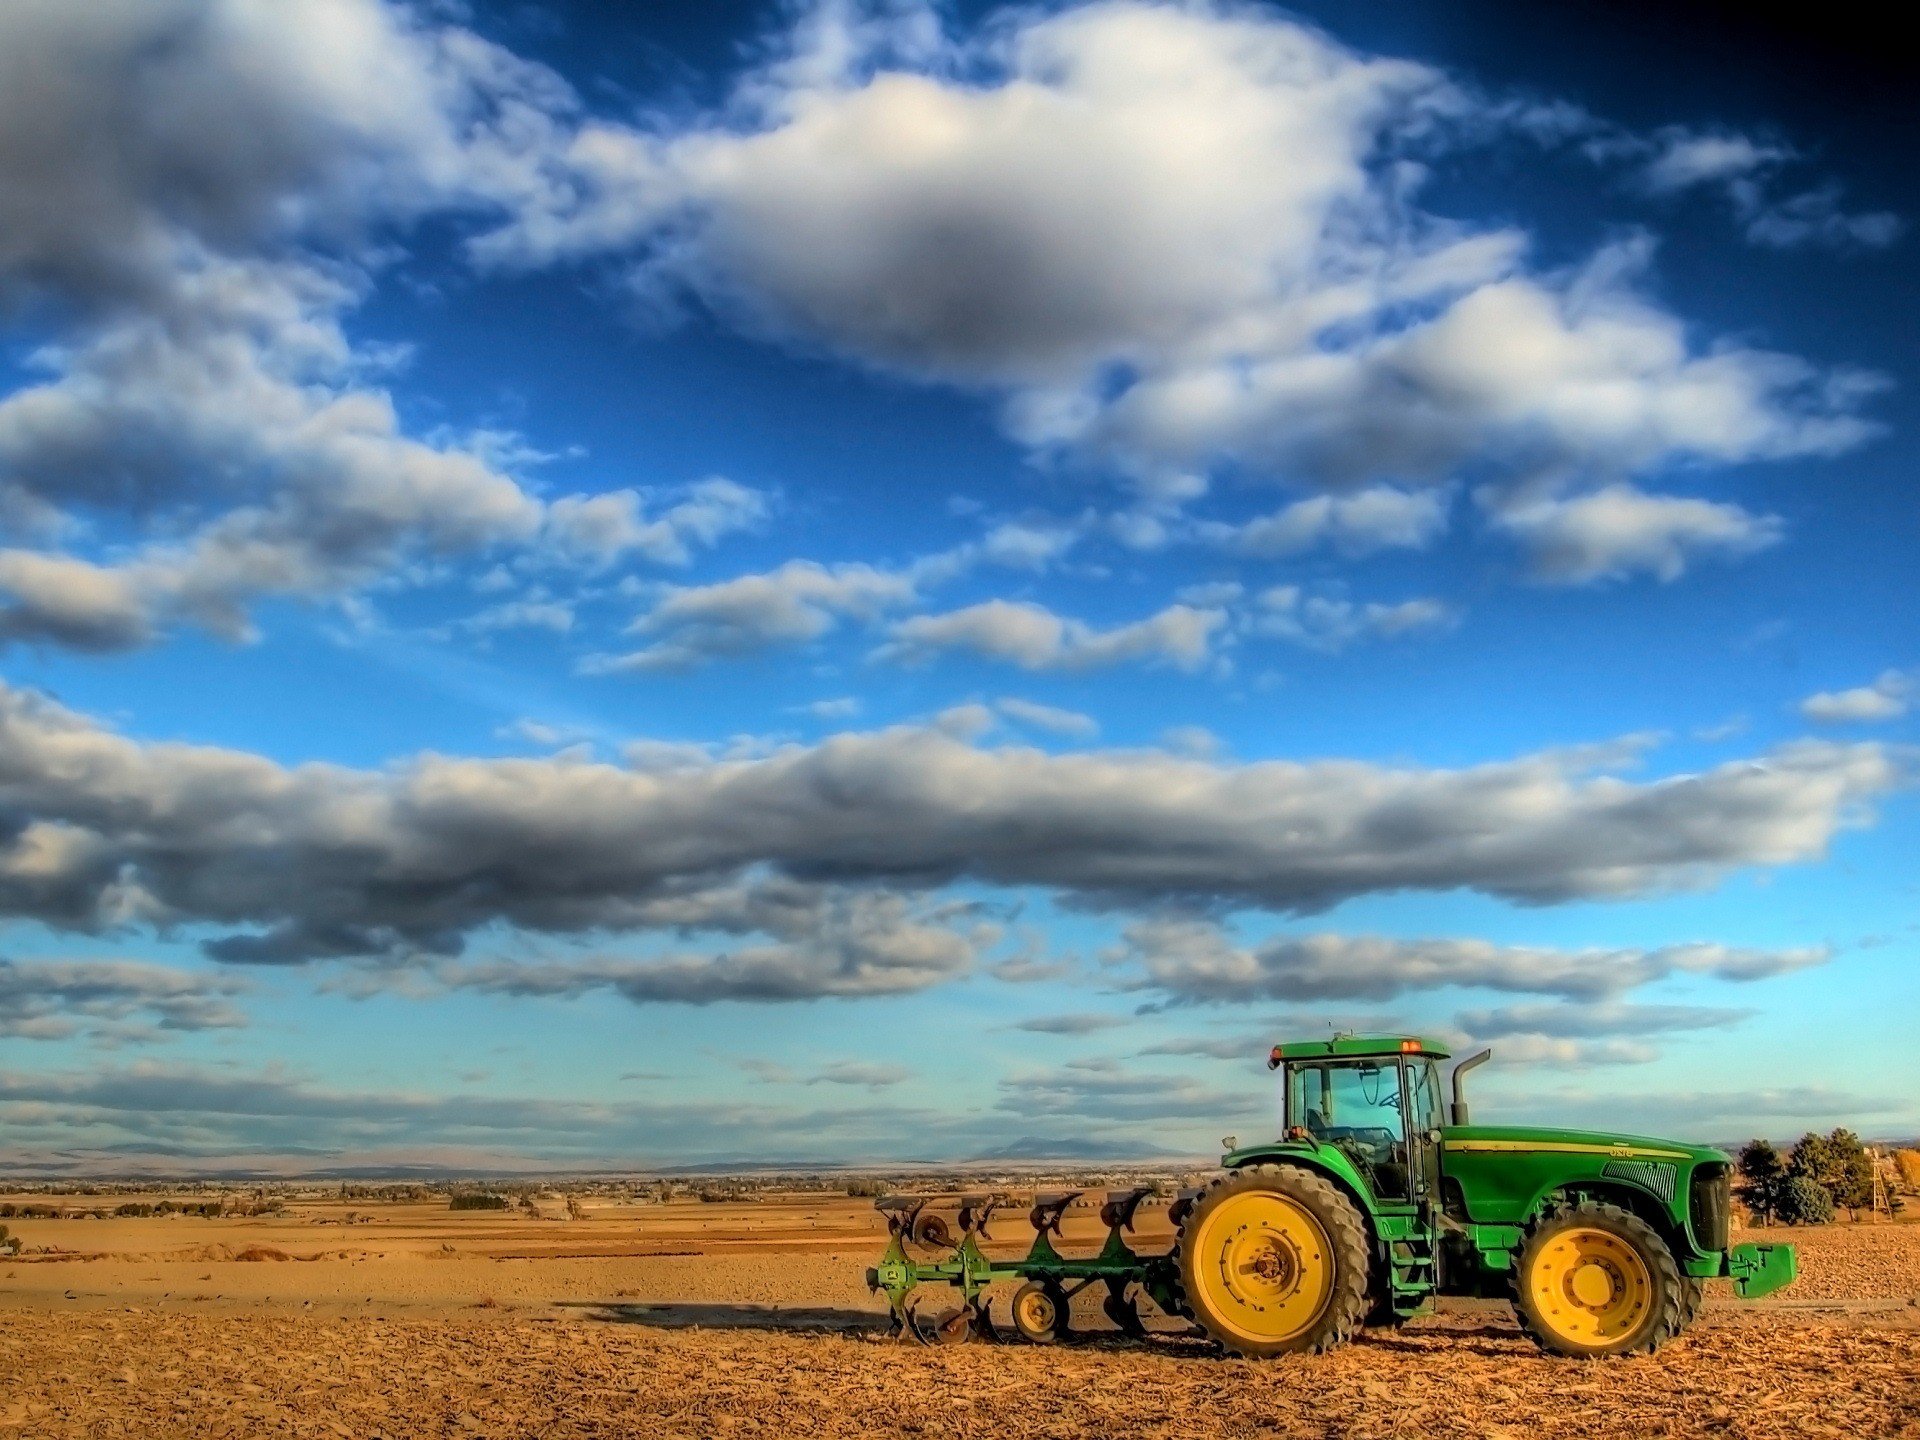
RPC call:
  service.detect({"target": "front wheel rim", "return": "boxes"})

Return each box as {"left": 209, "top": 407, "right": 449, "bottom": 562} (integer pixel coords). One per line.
{"left": 1528, "top": 1226, "right": 1655, "bottom": 1347}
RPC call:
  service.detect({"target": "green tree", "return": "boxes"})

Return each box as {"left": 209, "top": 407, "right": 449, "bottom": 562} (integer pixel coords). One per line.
{"left": 1777, "top": 1175, "right": 1835, "bottom": 1225}
{"left": 1788, "top": 1128, "right": 1875, "bottom": 1218}
{"left": 1736, "top": 1139, "right": 1786, "bottom": 1224}
{"left": 1824, "top": 1129, "right": 1876, "bottom": 1215}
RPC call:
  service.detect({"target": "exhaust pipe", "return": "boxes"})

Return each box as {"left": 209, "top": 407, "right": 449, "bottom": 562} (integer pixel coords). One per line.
{"left": 1450, "top": 1049, "right": 1492, "bottom": 1126}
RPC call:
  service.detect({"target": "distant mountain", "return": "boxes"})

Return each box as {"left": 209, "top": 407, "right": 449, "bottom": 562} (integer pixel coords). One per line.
{"left": 969, "top": 1136, "right": 1188, "bottom": 1163}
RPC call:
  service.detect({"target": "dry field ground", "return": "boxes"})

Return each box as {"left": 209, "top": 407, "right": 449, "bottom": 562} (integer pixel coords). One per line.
{"left": 2, "top": 1190, "right": 1916, "bottom": 1438}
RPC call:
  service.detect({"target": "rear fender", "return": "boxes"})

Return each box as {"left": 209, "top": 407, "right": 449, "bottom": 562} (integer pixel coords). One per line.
{"left": 1221, "top": 1143, "right": 1384, "bottom": 1228}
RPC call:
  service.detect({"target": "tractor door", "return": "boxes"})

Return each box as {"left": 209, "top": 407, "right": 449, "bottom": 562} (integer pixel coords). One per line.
{"left": 1289, "top": 1060, "right": 1412, "bottom": 1204}
{"left": 1403, "top": 1058, "right": 1445, "bottom": 1208}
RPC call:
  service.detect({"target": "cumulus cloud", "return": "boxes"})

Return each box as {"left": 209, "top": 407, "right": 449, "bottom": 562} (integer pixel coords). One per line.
{"left": 476, "top": 1, "right": 1881, "bottom": 540}
{"left": 1488, "top": 484, "right": 1783, "bottom": 584}
{"left": 541, "top": 478, "right": 768, "bottom": 567}
{"left": 0, "top": 1, "right": 566, "bottom": 647}
{"left": 882, "top": 599, "right": 1224, "bottom": 671}
{"left": 0, "top": 2, "right": 763, "bottom": 654}
{"left": 1120, "top": 920, "right": 1832, "bottom": 1005}
{"left": 0, "top": 681, "right": 1900, "bottom": 966}
{"left": 1800, "top": 670, "right": 1913, "bottom": 724}
{"left": 0, "top": 956, "right": 248, "bottom": 1040}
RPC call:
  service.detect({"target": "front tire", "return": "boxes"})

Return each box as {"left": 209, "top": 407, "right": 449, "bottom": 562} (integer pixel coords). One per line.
{"left": 1174, "top": 1164, "right": 1371, "bottom": 1357}
{"left": 1512, "top": 1201, "right": 1686, "bottom": 1357}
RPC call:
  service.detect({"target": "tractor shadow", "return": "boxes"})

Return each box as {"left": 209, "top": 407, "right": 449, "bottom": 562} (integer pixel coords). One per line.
{"left": 555, "top": 1299, "right": 883, "bottom": 1334}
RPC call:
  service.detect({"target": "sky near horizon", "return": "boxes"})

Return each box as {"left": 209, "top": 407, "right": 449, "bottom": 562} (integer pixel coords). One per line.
{"left": 0, "top": 0, "right": 1914, "bottom": 1172}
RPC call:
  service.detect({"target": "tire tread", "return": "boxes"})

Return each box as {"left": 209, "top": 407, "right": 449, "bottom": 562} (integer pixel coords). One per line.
{"left": 1171, "top": 1163, "right": 1372, "bottom": 1357}
{"left": 1511, "top": 1199, "right": 1689, "bottom": 1357}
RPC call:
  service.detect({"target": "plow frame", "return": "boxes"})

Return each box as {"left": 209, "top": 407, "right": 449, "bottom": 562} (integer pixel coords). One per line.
{"left": 866, "top": 1189, "right": 1183, "bottom": 1343}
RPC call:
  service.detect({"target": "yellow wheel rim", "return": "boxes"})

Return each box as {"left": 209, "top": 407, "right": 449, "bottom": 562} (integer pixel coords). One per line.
{"left": 1528, "top": 1226, "right": 1654, "bottom": 1347}
{"left": 1013, "top": 1286, "right": 1055, "bottom": 1334}
{"left": 1190, "top": 1191, "right": 1334, "bottom": 1346}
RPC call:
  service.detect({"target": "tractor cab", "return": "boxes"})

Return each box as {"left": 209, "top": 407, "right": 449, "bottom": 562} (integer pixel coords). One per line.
{"left": 1265, "top": 1035, "right": 1451, "bottom": 1207}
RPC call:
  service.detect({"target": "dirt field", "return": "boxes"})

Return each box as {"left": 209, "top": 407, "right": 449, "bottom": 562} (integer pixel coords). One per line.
{"left": 3, "top": 1190, "right": 1917, "bottom": 1437}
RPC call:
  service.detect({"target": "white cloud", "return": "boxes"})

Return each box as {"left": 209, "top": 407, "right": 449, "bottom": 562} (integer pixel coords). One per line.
{"left": 1488, "top": 483, "right": 1783, "bottom": 583}
{"left": 541, "top": 478, "right": 768, "bottom": 567}
{"left": 1206, "top": 487, "right": 1450, "bottom": 558}
{"left": 0, "top": 2, "right": 771, "bottom": 654}
{"left": 477, "top": 2, "right": 1880, "bottom": 521}
{"left": 495, "top": 718, "right": 592, "bottom": 749}
{"left": 797, "top": 696, "right": 863, "bottom": 721}
{"left": 1636, "top": 128, "right": 1901, "bottom": 251}
{"left": 995, "top": 697, "right": 1099, "bottom": 739}
{"left": 1640, "top": 132, "right": 1792, "bottom": 194}
{"left": 458, "top": 597, "right": 575, "bottom": 635}
{"left": 1799, "top": 670, "right": 1913, "bottom": 724}
{"left": 882, "top": 599, "right": 1224, "bottom": 671}
{"left": 1248, "top": 586, "right": 1455, "bottom": 650}
{"left": 588, "top": 559, "right": 919, "bottom": 672}
{"left": 0, "top": 0, "right": 593, "bottom": 649}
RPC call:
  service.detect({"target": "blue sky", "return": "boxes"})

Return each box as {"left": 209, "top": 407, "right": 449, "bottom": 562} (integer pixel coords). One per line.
{"left": 0, "top": 0, "right": 1913, "bottom": 1172}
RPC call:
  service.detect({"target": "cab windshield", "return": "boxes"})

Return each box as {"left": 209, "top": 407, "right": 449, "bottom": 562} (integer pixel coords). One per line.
{"left": 1288, "top": 1059, "right": 1408, "bottom": 1195}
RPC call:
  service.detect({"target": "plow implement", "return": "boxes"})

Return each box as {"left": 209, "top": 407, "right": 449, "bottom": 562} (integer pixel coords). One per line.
{"left": 866, "top": 1187, "right": 1194, "bottom": 1345}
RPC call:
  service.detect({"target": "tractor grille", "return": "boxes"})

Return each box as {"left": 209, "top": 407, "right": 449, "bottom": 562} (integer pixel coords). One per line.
{"left": 1690, "top": 1163, "right": 1731, "bottom": 1252}
{"left": 1603, "top": 1158, "right": 1676, "bottom": 1204}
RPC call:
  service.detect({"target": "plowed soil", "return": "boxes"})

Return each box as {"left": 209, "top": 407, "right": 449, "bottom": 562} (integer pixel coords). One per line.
{"left": 2, "top": 1192, "right": 1916, "bottom": 1437}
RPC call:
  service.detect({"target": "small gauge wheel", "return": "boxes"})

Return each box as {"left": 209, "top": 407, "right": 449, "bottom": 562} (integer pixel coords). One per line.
{"left": 1010, "top": 1280, "right": 1069, "bottom": 1344}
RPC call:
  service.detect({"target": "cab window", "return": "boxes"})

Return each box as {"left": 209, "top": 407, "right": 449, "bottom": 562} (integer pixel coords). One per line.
{"left": 1289, "top": 1061, "right": 1406, "bottom": 1143}
{"left": 1408, "top": 1059, "right": 1444, "bottom": 1133}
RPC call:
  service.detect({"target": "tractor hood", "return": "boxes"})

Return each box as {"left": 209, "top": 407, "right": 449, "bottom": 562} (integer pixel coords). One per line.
{"left": 1443, "top": 1124, "right": 1727, "bottom": 1165}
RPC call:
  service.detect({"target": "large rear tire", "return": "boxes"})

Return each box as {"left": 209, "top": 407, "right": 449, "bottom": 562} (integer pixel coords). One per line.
{"left": 1174, "top": 1164, "right": 1371, "bottom": 1357}
{"left": 1512, "top": 1201, "right": 1686, "bottom": 1357}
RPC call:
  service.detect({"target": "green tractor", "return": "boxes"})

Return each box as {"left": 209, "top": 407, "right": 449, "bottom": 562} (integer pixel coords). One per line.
{"left": 868, "top": 1035, "right": 1796, "bottom": 1357}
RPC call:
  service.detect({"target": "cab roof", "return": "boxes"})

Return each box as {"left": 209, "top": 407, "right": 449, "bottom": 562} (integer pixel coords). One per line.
{"left": 1270, "top": 1035, "right": 1453, "bottom": 1062}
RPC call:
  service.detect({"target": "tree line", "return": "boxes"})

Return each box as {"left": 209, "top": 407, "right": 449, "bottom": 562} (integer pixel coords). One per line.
{"left": 1736, "top": 1128, "right": 1889, "bottom": 1225}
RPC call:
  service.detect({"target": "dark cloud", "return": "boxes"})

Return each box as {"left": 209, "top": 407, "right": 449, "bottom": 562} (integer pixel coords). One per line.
{"left": 1457, "top": 1000, "right": 1756, "bottom": 1039}
{"left": 996, "top": 1058, "right": 1263, "bottom": 1126}
{"left": 0, "top": 1059, "right": 954, "bottom": 1164}
{"left": 0, "top": 956, "right": 247, "bottom": 1040}
{"left": 1011, "top": 1013, "right": 1130, "bottom": 1036}
{"left": 1121, "top": 920, "right": 1834, "bottom": 1005}
{"left": 436, "top": 887, "right": 990, "bottom": 1004}
{"left": 0, "top": 684, "right": 1900, "bottom": 976}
